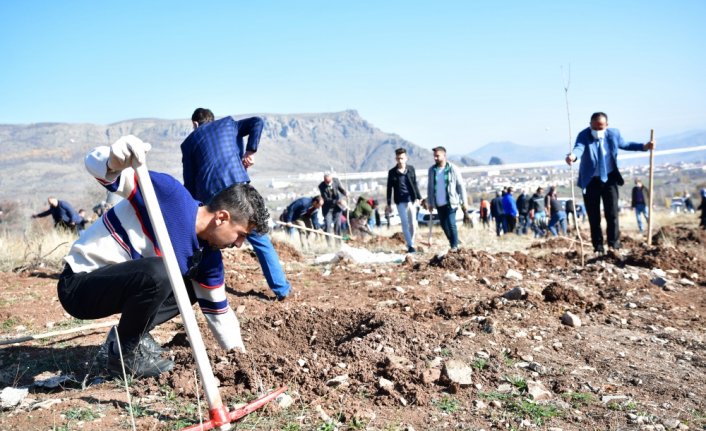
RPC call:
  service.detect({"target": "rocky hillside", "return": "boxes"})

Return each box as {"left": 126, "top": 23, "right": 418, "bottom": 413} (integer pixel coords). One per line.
{"left": 0, "top": 110, "right": 463, "bottom": 204}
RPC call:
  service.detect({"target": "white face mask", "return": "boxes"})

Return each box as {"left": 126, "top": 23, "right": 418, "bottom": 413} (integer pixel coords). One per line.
{"left": 591, "top": 129, "right": 606, "bottom": 140}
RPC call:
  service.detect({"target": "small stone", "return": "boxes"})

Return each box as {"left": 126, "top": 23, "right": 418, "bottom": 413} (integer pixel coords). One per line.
{"left": 297, "top": 359, "right": 307, "bottom": 367}
{"left": 497, "top": 383, "right": 513, "bottom": 393}
{"left": 505, "top": 269, "right": 523, "bottom": 280}
{"left": 378, "top": 377, "right": 394, "bottom": 392}
{"left": 502, "top": 287, "right": 527, "bottom": 301}
{"left": 490, "top": 400, "right": 502, "bottom": 408}
{"left": 475, "top": 351, "right": 490, "bottom": 360}
{"left": 442, "top": 359, "right": 473, "bottom": 386}
{"left": 276, "top": 393, "right": 295, "bottom": 409}
{"left": 652, "top": 268, "right": 667, "bottom": 277}
{"left": 561, "top": 311, "right": 582, "bottom": 327}
{"left": 1, "top": 387, "right": 28, "bottom": 409}
{"left": 662, "top": 418, "right": 681, "bottom": 430}
{"left": 444, "top": 272, "right": 461, "bottom": 282}
{"left": 235, "top": 305, "right": 246, "bottom": 314}
{"left": 678, "top": 278, "right": 695, "bottom": 286}
{"left": 527, "top": 380, "right": 552, "bottom": 401}
{"left": 420, "top": 368, "right": 441, "bottom": 385}
{"left": 325, "top": 374, "right": 349, "bottom": 387}
{"left": 273, "top": 319, "right": 284, "bottom": 326}
{"left": 418, "top": 279, "right": 430, "bottom": 286}
{"left": 473, "top": 400, "right": 487, "bottom": 410}
{"left": 651, "top": 277, "right": 668, "bottom": 287}
{"left": 626, "top": 302, "right": 638, "bottom": 309}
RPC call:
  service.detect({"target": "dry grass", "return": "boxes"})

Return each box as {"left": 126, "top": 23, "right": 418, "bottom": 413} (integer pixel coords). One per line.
{"left": 0, "top": 225, "right": 75, "bottom": 272}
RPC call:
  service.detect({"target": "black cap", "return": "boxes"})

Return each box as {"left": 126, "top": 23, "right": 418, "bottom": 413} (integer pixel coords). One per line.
{"left": 432, "top": 146, "right": 447, "bottom": 153}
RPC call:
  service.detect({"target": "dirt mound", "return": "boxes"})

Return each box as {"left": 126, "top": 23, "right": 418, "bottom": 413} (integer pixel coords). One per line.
{"left": 389, "top": 231, "right": 407, "bottom": 244}
{"left": 271, "top": 239, "right": 303, "bottom": 262}
{"left": 427, "top": 249, "right": 511, "bottom": 274}
{"left": 621, "top": 243, "right": 706, "bottom": 274}
{"left": 652, "top": 224, "right": 706, "bottom": 246}
{"left": 159, "top": 308, "right": 447, "bottom": 409}
{"left": 542, "top": 282, "right": 584, "bottom": 304}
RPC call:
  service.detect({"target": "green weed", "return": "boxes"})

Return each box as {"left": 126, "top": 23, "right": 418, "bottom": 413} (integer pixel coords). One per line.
{"left": 63, "top": 407, "right": 99, "bottom": 421}
{"left": 562, "top": 391, "right": 595, "bottom": 407}
{"left": 434, "top": 395, "right": 460, "bottom": 413}
{"left": 505, "top": 375, "right": 528, "bottom": 393}
{"left": 472, "top": 358, "right": 488, "bottom": 370}
{"left": 507, "top": 399, "right": 561, "bottom": 425}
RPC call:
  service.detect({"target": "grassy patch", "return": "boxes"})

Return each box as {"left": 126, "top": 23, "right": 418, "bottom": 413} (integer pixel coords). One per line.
{"left": 477, "top": 391, "right": 515, "bottom": 401}
{"left": 434, "top": 395, "right": 460, "bottom": 413}
{"left": 562, "top": 391, "right": 595, "bottom": 407}
{"left": 472, "top": 358, "right": 488, "bottom": 370}
{"left": 505, "top": 375, "right": 528, "bottom": 393}
{"left": 507, "top": 399, "right": 561, "bottom": 425}
{"left": 2, "top": 317, "right": 18, "bottom": 331}
{"left": 64, "top": 407, "right": 99, "bottom": 421}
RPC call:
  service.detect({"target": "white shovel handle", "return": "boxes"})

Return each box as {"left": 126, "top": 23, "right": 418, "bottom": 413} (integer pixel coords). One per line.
{"left": 133, "top": 163, "right": 227, "bottom": 423}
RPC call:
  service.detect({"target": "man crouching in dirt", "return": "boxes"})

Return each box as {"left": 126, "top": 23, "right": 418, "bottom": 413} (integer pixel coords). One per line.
{"left": 57, "top": 135, "right": 269, "bottom": 378}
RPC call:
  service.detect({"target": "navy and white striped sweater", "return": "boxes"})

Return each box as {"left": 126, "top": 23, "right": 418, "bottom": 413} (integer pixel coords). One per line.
{"left": 64, "top": 146, "right": 244, "bottom": 351}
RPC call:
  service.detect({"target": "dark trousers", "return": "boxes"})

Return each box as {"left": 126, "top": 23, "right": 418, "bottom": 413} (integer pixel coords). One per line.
{"left": 436, "top": 205, "right": 459, "bottom": 248}
{"left": 583, "top": 172, "right": 621, "bottom": 251}
{"left": 322, "top": 207, "right": 343, "bottom": 237}
{"left": 58, "top": 257, "right": 196, "bottom": 341}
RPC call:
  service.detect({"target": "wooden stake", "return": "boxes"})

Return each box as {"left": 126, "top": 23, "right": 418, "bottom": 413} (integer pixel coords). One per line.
{"left": 0, "top": 320, "right": 118, "bottom": 346}
{"left": 647, "top": 129, "right": 655, "bottom": 245}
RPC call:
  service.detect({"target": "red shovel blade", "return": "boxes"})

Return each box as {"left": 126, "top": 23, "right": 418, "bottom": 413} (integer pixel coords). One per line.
{"left": 181, "top": 386, "right": 289, "bottom": 431}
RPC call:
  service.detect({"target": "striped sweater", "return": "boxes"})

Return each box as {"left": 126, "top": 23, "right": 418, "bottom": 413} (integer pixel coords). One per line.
{"left": 64, "top": 146, "right": 244, "bottom": 351}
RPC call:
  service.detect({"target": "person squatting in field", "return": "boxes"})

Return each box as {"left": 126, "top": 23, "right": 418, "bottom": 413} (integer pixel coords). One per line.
{"left": 57, "top": 135, "right": 269, "bottom": 378}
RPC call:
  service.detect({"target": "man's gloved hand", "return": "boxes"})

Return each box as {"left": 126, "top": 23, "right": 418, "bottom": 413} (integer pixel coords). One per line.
{"left": 463, "top": 212, "right": 473, "bottom": 226}
{"left": 108, "top": 135, "right": 152, "bottom": 171}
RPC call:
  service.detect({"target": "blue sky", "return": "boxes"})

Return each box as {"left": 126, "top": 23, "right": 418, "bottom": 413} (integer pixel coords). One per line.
{"left": 1, "top": 0, "right": 704, "bottom": 154}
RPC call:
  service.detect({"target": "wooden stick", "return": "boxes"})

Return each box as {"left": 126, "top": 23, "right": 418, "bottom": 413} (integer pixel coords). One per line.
{"left": 647, "top": 129, "right": 655, "bottom": 245}
{"left": 275, "top": 221, "right": 343, "bottom": 239}
{"left": 0, "top": 319, "right": 118, "bottom": 346}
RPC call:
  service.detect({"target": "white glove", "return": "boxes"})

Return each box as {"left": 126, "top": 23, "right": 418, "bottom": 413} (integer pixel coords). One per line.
{"left": 108, "top": 135, "right": 152, "bottom": 171}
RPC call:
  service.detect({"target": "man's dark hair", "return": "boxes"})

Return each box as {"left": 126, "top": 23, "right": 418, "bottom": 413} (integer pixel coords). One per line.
{"left": 395, "top": 148, "right": 407, "bottom": 156}
{"left": 312, "top": 196, "right": 324, "bottom": 204}
{"left": 590, "top": 112, "right": 608, "bottom": 122}
{"left": 207, "top": 183, "right": 270, "bottom": 235}
{"left": 192, "top": 108, "right": 215, "bottom": 126}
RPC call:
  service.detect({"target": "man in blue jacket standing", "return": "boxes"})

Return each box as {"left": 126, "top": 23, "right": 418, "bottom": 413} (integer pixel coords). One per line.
{"left": 182, "top": 108, "right": 291, "bottom": 300}
{"left": 566, "top": 112, "right": 654, "bottom": 253}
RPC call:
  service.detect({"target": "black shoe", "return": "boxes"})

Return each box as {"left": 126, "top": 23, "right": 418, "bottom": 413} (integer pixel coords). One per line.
{"left": 96, "top": 331, "right": 164, "bottom": 367}
{"left": 609, "top": 242, "right": 621, "bottom": 250}
{"left": 107, "top": 337, "right": 174, "bottom": 378}
{"left": 407, "top": 246, "right": 416, "bottom": 253}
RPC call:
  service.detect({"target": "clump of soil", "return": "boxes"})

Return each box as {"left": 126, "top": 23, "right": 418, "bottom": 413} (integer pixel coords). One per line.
{"left": 271, "top": 239, "right": 303, "bottom": 262}
{"left": 542, "top": 282, "right": 583, "bottom": 304}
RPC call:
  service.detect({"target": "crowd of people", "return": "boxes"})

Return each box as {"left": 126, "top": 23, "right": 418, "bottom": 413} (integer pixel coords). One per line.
{"left": 23, "top": 109, "right": 706, "bottom": 382}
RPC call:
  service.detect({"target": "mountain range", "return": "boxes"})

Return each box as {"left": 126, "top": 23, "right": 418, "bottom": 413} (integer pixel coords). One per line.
{"left": 464, "top": 131, "right": 706, "bottom": 166}
{"left": 1, "top": 110, "right": 704, "bottom": 207}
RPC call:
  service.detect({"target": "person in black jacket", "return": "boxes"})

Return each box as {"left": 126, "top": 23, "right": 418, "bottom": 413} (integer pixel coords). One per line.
{"left": 490, "top": 191, "right": 505, "bottom": 237}
{"left": 516, "top": 189, "right": 530, "bottom": 235}
{"left": 319, "top": 172, "right": 348, "bottom": 241}
{"left": 386, "top": 148, "right": 422, "bottom": 253}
